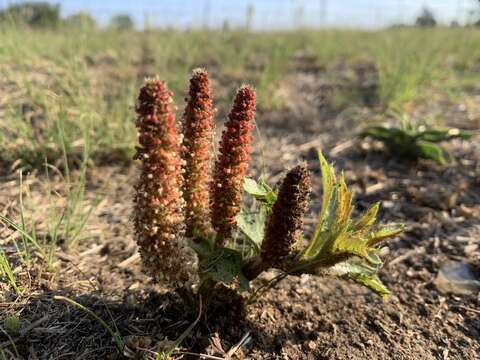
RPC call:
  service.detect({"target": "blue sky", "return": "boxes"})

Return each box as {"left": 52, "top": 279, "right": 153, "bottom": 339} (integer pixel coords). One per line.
{"left": 3, "top": 0, "right": 479, "bottom": 29}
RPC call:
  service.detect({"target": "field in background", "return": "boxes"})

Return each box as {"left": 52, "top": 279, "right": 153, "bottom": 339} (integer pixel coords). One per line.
{"left": 1, "top": 26, "right": 480, "bottom": 167}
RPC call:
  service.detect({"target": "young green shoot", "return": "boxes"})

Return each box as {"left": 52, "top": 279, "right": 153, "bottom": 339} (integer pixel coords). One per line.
{"left": 361, "top": 116, "right": 473, "bottom": 164}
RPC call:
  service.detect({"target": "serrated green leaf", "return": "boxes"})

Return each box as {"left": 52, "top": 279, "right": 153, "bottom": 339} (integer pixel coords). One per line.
{"left": 352, "top": 203, "right": 380, "bottom": 231}
{"left": 304, "top": 151, "right": 336, "bottom": 257}
{"left": 318, "top": 151, "right": 337, "bottom": 226}
{"left": 335, "top": 175, "right": 353, "bottom": 229}
{"left": 351, "top": 274, "right": 389, "bottom": 298}
{"left": 365, "top": 249, "right": 383, "bottom": 265}
{"left": 332, "top": 233, "right": 368, "bottom": 257}
{"left": 330, "top": 258, "right": 378, "bottom": 277}
{"left": 367, "top": 224, "right": 404, "bottom": 246}
{"left": 329, "top": 258, "right": 389, "bottom": 297}
{"left": 199, "top": 248, "right": 249, "bottom": 292}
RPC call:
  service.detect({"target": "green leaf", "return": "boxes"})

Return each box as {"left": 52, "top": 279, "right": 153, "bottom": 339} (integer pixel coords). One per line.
{"left": 331, "top": 232, "right": 368, "bottom": 257}
{"left": 243, "top": 178, "right": 269, "bottom": 197}
{"left": 303, "top": 151, "right": 336, "bottom": 257}
{"left": 352, "top": 274, "right": 390, "bottom": 298}
{"left": 199, "top": 248, "right": 249, "bottom": 292}
{"left": 243, "top": 178, "right": 277, "bottom": 209}
{"left": 3, "top": 315, "right": 21, "bottom": 335}
{"left": 189, "top": 236, "right": 215, "bottom": 259}
{"left": 416, "top": 129, "right": 451, "bottom": 142}
{"left": 418, "top": 128, "right": 473, "bottom": 142}
{"left": 334, "top": 175, "right": 353, "bottom": 229}
{"left": 361, "top": 126, "right": 406, "bottom": 141}
{"left": 365, "top": 249, "right": 383, "bottom": 265}
{"left": 329, "top": 258, "right": 389, "bottom": 297}
{"left": 352, "top": 203, "right": 380, "bottom": 231}
{"left": 236, "top": 208, "right": 266, "bottom": 250}
{"left": 239, "top": 178, "right": 275, "bottom": 254}
{"left": 0, "top": 250, "right": 20, "bottom": 294}
{"left": 367, "top": 224, "right": 405, "bottom": 247}
{"left": 317, "top": 151, "right": 337, "bottom": 226}
{"left": 416, "top": 142, "right": 450, "bottom": 164}
{"left": 330, "top": 258, "right": 377, "bottom": 277}
{"left": 450, "top": 129, "right": 474, "bottom": 140}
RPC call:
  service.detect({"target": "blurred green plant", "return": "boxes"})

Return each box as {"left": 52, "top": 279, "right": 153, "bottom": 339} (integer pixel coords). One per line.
{"left": 361, "top": 117, "right": 473, "bottom": 164}
{"left": 2, "top": 316, "right": 21, "bottom": 336}
{"left": 0, "top": 251, "right": 19, "bottom": 295}
{"left": 110, "top": 14, "right": 134, "bottom": 31}
{"left": 64, "top": 12, "right": 96, "bottom": 30}
{"left": 415, "top": 7, "right": 437, "bottom": 28}
{"left": 0, "top": 315, "right": 20, "bottom": 359}
{"left": 0, "top": 2, "right": 60, "bottom": 28}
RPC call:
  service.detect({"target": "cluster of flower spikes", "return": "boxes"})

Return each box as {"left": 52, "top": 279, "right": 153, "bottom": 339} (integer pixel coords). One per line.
{"left": 134, "top": 71, "right": 256, "bottom": 287}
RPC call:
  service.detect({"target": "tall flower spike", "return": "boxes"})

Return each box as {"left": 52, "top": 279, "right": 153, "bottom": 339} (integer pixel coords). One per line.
{"left": 211, "top": 85, "right": 256, "bottom": 246}
{"left": 260, "top": 163, "right": 311, "bottom": 268}
{"left": 133, "top": 78, "right": 197, "bottom": 287}
{"left": 182, "top": 69, "right": 215, "bottom": 239}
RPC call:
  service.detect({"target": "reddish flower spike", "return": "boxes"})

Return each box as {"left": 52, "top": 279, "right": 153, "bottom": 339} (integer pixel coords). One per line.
{"left": 133, "top": 78, "right": 196, "bottom": 287}
{"left": 182, "top": 69, "right": 215, "bottom": 239}
{"left": 261, "top": 163, "right": 311, "bottom": 268}
{"left": 210, "top": 85, "right": 256, "bottom": 246}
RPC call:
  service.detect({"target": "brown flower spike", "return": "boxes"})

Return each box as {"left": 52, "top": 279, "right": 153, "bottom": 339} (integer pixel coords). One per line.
{"left": 211, "top": 86, "right": 256, "bottom": 245}
{"left": 261, "top": 163, "right": 311, "bottom": 268}
{"left": 182, "top": 69, "right": 215, "bottom": 239}
{"left": 133, "top": 78, "right": 196, "bottom": 287}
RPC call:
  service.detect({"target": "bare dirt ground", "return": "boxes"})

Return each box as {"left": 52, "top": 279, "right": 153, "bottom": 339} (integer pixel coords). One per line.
{"left": 1, "top": 62, "right": 480, "bottom": 359}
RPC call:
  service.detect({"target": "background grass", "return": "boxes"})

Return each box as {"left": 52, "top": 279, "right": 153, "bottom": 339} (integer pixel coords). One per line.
{"left": 0, "top": 25, "right": 479, "bottom": 168}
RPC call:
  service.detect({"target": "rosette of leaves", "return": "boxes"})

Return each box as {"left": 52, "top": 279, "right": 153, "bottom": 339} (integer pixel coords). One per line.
{"left": 198, "top": 151, "right": 403, "bottom": 298}
{"left": 361, "top": 120, "right": 473, "bottom": 164}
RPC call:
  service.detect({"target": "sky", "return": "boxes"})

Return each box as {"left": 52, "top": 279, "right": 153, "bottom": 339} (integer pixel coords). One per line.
{"left": 2, "top": 0, "right": 479, "bottom": 29}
